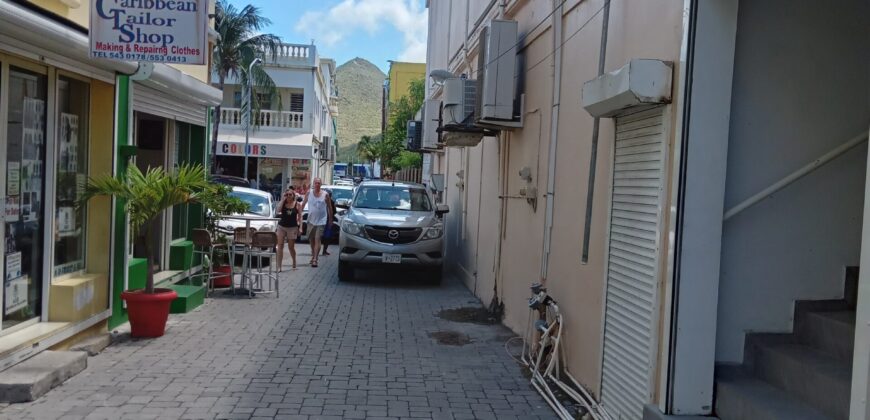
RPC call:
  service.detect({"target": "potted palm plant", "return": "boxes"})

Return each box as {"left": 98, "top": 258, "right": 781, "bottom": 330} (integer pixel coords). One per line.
{"left": 198, "top": 183, "right": 248, "bottom": 287}
{"left": 81, "top": 164, "right": 209, "bottom": 338}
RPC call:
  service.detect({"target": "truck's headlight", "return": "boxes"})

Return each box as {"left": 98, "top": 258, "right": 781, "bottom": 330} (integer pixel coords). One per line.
{"left": 341, "top": 219, "right": 364, "bottom": 236}
{"left": 424, "top": 224, "right": 443, "bottom": 239}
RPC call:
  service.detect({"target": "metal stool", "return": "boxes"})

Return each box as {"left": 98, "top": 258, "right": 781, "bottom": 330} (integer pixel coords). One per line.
{"left": 190, "top": 229, "right": 229, "bottom": 296}
{"left": 231, "top": 227, "right": 257, "bottom": 295}
{"left": 248, "top": 232, "right": 279, "bottom": 297}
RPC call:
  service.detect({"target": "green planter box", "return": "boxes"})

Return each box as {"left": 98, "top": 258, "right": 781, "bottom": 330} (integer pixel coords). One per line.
{"left": 169, "top": 240, "right": 193, "bottom": 271}
{"left": 128, "top": 258, "right": 148, "bottom": 291}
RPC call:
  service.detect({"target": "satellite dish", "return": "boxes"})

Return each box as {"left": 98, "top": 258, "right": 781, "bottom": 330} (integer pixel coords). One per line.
{"left": 429, "top": 69, "right": 455, "bottom": 85}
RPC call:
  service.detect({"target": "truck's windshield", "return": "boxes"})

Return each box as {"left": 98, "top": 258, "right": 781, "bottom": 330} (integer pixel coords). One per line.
{"left": 352, "top": 186, "right": 432, "bottom": 211}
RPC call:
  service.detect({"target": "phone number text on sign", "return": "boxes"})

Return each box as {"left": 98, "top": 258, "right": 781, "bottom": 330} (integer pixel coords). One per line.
{"left": 90, "top": 0, "right": 208, "bottom": 65}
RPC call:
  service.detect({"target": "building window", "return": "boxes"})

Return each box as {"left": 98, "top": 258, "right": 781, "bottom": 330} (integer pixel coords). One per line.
{"left": 256, "top": 93, "right": 272, "bottom": 111}
{"left": 290, "top": 93, "right": 304, "bottom": 113}
{"left": 54, "top": 76, "right": 89, "bottom": 277}
{"left": 233, "top": 91, "right": 241, "bottom": 108}
{"left": 4, "top": 66, "right": 48, "bottom": 329}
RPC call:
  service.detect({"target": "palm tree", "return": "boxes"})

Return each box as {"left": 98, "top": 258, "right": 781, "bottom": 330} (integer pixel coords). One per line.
{"left": 211, "top": 0, "right": 282, "bottom": 173}
{"left": 81, "top": 164, "right": 210, "bottom": 294}
{"left": 357, "top": 135, "right": 378, "bottom": 174}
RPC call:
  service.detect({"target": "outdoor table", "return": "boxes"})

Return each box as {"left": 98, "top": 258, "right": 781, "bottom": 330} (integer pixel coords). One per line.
{"left": 219, "top": 215, "right": 279, "bottom": 296}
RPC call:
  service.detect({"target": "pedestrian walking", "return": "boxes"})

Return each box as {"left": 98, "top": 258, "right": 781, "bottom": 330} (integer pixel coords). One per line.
{"left": 275, "top": 187, "right": 302, "bottom": 270}
{"left": 300, "top": 177, "right": 332, "bottom": 267}
{"left": 322, "top": 190, "right": 338, "bottom": 256}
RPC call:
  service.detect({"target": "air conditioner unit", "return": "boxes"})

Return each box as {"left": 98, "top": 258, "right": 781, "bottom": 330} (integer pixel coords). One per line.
{"left": 406, "top": 120, "right": 423, "bottom": 151}
{"left": 441, "top": 77, "right": 487, "bottom": 147}
{"left": 442, "top": 78, "right": 478, "bottom": 128}
{"left": 476, "top": 20, "right": 522, "bottom": 128}
{"left": 422, "top": 99, "right": 442, "bottom": 150}
{"left": 318, "top": 137, "right": 331, "bottom": 161}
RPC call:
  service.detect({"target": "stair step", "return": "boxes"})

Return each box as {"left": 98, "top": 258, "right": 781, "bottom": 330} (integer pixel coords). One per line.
{"left": 167, "top": 284, "right": 205, "bottom": 314}
{"left": 797, "top": 310, "right": 855, "bottom": 362}
{"left": 0, "top": 351, "right": 87, "bottom": 403}
{"left": 752, "top": 341, "right": 851, "bottom": 419}
{"left": 716, "top": 366, "right": 833, "bottom": 420}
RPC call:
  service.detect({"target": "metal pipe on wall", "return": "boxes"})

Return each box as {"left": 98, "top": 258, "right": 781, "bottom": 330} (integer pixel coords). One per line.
{"left": 540, "top": 0, "right": 564, "bottom": 282}
{"left": 581, "top": 0, "right": 611, "bottom": 264}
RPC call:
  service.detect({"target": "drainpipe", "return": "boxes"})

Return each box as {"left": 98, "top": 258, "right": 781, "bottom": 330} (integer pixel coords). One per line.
{"left": 540, "top": 0, "right": 564, "bottom": 282}
{"left": 581, "top": 0, "right": 611, "bottom": 263}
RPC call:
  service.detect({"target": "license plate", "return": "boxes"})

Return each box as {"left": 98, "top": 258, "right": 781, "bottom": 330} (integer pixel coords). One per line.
{"left": 382, "top": 253, "right": 402, "bottom": 264}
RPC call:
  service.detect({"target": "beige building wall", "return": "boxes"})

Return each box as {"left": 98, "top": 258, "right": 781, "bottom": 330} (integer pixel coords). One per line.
{"left": 428, "top": 0, "right": 685, "bottom": 398}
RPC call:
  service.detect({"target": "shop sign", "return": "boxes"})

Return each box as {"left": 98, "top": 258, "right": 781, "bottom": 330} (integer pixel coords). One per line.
{"left": 6, "top": 162, "right": 19, "bottom": 196}
{"left": 5, "top": 252, "right": 21, "bottom": 281}
{"left": 221, "top": 143, "right": 269, "bottom": 156}
{"left": 5, "top": 276, "right": 28, "bottom": 315}
{"left": 5, "top": 197, "right": 19, "bottom": 223}
{"left": 90, "top": 0, "right": 209, "bottom": 65}
{"left": 217, "top": 141, "right": 313, "bottom": 159}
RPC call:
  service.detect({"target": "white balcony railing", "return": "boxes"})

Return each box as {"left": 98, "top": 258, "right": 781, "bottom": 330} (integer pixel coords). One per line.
{"left": 219, "top": 108, "right": 305, "bottom": 129}
{"left": 263, "top": 43, "right": 316, "bottom": 66}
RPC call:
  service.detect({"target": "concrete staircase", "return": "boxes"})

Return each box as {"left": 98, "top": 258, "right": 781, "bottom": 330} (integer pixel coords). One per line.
{"left": 715, "top": 269, "right": 858, "bottom": 420}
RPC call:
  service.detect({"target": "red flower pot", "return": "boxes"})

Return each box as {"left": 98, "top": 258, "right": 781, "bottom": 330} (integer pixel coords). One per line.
{"left": 121, "top": 288, "right": 178, "bottom": 338}
{"left": 213, "top": 265, "right": 232, "bottom": 288}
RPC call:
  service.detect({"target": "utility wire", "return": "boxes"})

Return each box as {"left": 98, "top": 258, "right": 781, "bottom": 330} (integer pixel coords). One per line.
{"left": 521, "top": 3, "right": 607, "bottom": 77}
{"left": 472, "top": 0, "right": 568, "bottom": 77}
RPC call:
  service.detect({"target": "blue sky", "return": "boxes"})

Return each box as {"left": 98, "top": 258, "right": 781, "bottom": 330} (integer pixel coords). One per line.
{"left": 228, "top": 0, "right": 428, "bottom": 73}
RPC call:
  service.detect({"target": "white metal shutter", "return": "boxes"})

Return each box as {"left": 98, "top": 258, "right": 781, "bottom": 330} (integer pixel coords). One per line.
{"left": 132, "top": 83, "right": 208, "bottom": 126}
{"left": 600, "top": 106, "right": 667, "bottom": 420}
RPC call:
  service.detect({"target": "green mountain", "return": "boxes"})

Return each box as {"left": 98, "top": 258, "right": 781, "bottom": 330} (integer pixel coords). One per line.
{"left": 335, "top": 57, "right": 385, "bottom": 161}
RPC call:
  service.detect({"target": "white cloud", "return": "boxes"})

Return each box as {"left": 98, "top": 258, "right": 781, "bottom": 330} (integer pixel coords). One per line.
{"left": 295, "top": 0, "right": 428, "bottom": 62}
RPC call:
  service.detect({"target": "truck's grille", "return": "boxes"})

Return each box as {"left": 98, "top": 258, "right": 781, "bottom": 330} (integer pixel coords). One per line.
{"left": 364, "top": 226, "right": 422, "bottom": 244}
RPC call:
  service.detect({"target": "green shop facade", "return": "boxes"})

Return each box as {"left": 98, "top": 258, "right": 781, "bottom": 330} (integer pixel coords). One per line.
{"left": 109, "top": 75, "right": 222, "bottom": 329}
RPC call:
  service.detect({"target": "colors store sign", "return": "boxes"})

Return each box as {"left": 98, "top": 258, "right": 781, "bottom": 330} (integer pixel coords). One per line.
{"left": 90, "top": 0, "right": 208, "bottom": 64}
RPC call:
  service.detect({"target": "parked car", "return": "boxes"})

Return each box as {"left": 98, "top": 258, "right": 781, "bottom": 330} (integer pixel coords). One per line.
{"left": 215, "top": 187, "right": 277, "bottom": 235}
{"left": 211, "top": 175, "right": 251, "bottom": 188}
{"left": 336, "top": 181, "right": 449, "bottom": 283}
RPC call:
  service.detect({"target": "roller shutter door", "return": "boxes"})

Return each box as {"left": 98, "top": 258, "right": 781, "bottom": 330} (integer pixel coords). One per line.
{"left": 600, "top": 106, "right": 667, "bottom": 420}
{"left": 133, "top": 83, "right": 208, "bottom": 126}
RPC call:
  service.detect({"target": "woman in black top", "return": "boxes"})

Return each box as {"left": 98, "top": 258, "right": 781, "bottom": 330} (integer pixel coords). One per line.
{"left": 275, "top": 188, "right": 302, "bottom": 270}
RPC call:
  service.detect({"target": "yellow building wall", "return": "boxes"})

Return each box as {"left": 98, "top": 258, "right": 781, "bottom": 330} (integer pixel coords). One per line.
{"left": 388, "top": 62, "right": 426, "bottom": 103}
{"left": 25, "top": 0, "right": 89, "bottom": 27}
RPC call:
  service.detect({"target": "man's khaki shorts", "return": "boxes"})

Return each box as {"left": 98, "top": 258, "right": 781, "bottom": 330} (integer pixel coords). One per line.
{"left": 308, "top": 224, "right": 326, "bottom": 240}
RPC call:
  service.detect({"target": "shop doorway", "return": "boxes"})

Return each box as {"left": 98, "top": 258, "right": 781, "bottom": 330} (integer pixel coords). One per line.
{"left": 133, "top": 113, "right": 167, "bottom": 272}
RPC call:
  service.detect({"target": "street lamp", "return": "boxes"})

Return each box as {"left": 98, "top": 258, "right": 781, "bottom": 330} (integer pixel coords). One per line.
{"left": 243, "top": 57, "right": 263, "bottom": 181}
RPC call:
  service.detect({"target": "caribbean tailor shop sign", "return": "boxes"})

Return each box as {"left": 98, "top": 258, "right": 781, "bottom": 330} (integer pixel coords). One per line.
{"left": 90, "top": 0, "right": 208, "bottom": 64}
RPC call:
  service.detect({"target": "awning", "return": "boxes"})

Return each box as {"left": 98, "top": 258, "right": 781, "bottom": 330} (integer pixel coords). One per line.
{"left": 216, "top": 132, "right": 315, "bottom": 160}
{"left": 0, "top": 1, "right": 222, "bottom": 106}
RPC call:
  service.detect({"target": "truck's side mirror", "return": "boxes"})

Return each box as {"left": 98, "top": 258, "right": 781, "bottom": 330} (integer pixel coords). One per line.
{"left": 435, "top": 204, "right": 449, "bottom": 216}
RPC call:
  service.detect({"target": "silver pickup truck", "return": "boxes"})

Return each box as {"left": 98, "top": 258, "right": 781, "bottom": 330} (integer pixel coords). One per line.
{"left": 336, "top": 181, "right": 449, "bottom": 283}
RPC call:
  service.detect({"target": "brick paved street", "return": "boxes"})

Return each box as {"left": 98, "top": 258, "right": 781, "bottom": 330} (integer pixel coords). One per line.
{"left": 0, "top": 253, "right": 555, "bottom": 420}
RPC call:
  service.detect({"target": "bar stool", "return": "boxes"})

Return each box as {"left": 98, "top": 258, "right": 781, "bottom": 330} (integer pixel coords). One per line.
{"left": 248, "top": 231, "right": 279, "bottom": 297}
{"left": 231, "top": 227, "right": 257, "bottom": 295}
{"left": 190, "top": 229, "right": 228, "bottom": 296}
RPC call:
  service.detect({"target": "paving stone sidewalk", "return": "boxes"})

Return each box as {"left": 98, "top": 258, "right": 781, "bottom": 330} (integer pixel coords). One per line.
{"left": 0, "top": 251, "right": 556, "bottom": 420}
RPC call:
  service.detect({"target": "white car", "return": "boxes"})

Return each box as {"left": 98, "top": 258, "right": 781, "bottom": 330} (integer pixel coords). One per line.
{"left": 215, "top": 187, "right": 277, "bottom": 235}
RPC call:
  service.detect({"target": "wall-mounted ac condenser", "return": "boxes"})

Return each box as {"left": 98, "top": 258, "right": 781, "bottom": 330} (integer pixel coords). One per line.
{"left": 406, "top": 120, "right": 423, "bottom": 151}
{"left": 477, "top": 20, "right": 518, "bottom": 122}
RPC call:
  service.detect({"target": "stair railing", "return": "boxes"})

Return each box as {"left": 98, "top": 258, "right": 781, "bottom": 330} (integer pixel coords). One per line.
{"left": 724, "top": 131, "right": 870, "bottom": 221}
